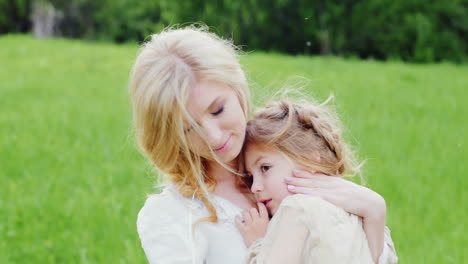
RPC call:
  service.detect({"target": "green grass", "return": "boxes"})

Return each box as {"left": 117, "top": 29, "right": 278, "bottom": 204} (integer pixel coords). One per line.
{"left": 1, "top": 35, "right": 466, "bottom": 263}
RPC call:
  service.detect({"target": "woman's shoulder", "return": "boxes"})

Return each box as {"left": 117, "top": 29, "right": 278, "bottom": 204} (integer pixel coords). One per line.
{"left": 136, "top": 186, "right": 211, "bottom": 263}
{"left": 140, "top": 186, "right": 188, "bottom": 209}
{"left": 137, "top": 186, "right": 192, "bottom": 230}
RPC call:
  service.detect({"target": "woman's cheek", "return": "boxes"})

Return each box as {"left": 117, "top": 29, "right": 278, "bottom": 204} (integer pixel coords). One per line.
{"left": 187, "top": 135, "right": 211, "bottom": 159}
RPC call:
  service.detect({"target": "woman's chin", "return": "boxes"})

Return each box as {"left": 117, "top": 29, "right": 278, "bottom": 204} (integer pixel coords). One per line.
{"left": 220, "top": 138, "right": 243, "bottom": 163}
{"left": 203, "top": 136, "right": 243, "bottom": 166}
{"left": 204, "top": 150, "right": 237, "bottom": 166}
{"left": 219, "top": 151, "right": 239, "bottom": 165}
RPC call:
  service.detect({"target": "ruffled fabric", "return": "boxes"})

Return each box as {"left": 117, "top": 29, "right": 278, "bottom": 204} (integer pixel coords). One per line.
{"left": 137, "top": 185, "right": 247, "bottom": 264}
{"left": 137, "top": 187, "right": 208, "bottom": 264}
{"left": 245, "top": 195, "right": 398, "bottom": 264}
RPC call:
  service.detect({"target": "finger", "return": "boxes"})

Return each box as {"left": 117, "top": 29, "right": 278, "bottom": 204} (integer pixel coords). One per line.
{"left": 234, "top": 215, "right": 244, "bottom": 229}
{"left": 285, "top": 175, "right": 315, "bottom": 187}
{"left": 292, "top": 169, "right": 329, "bottom": 180}
{"left": 288, "top": 185, "right": 330, "bottom": 203}
{"left": 250, "top": 207, "right": 259, "bottom": 220}
{"left": 257, "top": 202, "right": 269, "bottom": 219}
{"left": 243, "top": 210, "right": 253, "bottom": 224}
{"left": 287, "top": 184, "right": 319, "bottom": 195}
{"left": 292, "top": 169, "right": 316, "bottom": 179}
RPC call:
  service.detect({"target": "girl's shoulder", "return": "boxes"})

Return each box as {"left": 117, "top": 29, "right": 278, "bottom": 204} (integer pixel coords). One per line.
{"left": 280, "top": 194, "right": 358, "bottom": 224}
{"left": 281, "top": 194, "right": 336, "bottom": 210}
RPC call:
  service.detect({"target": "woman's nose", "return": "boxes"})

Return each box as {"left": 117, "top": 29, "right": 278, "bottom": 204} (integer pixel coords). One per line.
{"left": 202, "top": 120, "right": 223, "bottom": 146}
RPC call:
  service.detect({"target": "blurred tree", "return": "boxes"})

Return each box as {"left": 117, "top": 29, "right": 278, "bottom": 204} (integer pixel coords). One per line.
{"left": 1, "top": 0, "right": 467, "bottom": 62}
{"left": 0, "top": 0, "right": 31, "bottom": 34}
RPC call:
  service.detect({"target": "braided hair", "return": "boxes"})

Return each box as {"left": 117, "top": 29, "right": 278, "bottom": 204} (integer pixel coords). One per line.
{"left": 244, "top": 98, "right": 362, "bottom": 178}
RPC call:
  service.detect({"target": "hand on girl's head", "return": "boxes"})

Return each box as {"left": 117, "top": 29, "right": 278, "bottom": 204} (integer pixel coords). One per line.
{"left": 285, "top": 168, "right": 345, "bottom": 196}
{"left": 235, "top": 203, "right": 269, "bottom": 247}
{"left": 284, "top": 169, "right": 386, "bottom": 219}
{"left": 284, "top": 169, "right": 327, "bottom": 193}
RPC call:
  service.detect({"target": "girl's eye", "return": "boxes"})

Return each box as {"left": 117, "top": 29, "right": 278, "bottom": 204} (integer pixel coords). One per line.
{"left": 212, "top": 106, "right": 224, "bottom": 116}
{"left": 260, "top": 165, "right": 271, "bottom": 173}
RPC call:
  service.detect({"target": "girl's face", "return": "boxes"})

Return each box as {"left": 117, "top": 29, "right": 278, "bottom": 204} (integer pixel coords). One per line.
{"left": 244, "top": 143, "right": 293, "bottom": 216}
{"left": 185, "top": 80, "right": 246, "bottom": 164}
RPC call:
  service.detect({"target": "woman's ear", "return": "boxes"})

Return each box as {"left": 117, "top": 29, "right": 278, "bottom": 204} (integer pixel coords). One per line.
{"left": 312, "top": 150, "right": 321, "bottom": 163}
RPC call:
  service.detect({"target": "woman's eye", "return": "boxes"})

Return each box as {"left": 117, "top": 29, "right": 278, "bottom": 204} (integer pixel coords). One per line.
{"left": 184, "top": 126, "right": 192, "bottom": 134}
{"left": 260, "top": 165, "right": 271, "bottom": 173}
{"left": 212, "top": 106, "right": 224, "bottom": 116}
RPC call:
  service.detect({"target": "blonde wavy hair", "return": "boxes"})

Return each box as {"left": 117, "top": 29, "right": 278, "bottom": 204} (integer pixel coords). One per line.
{"left": 244, "top": 97, "right": 363, "bottom": 178}
{"left": 129, "top": 25, "right": 251, "bottom": 223}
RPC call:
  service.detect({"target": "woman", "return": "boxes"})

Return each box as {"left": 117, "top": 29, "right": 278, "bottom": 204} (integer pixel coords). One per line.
{"left": 129, "top": 25, "right": 394, "bottom": 263}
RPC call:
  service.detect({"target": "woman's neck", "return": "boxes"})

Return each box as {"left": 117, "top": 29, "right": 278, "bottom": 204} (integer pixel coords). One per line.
{"left": 206, "top": 159, "right": 237, "bottom": 186}
{"left": 206, "top": 159, "right": 255, "bottom": 209}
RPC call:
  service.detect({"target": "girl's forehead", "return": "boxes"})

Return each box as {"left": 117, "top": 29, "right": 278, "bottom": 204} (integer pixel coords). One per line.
{"left": 245, "top": 142, "right": 294, "bottom": 165}
{"left": 245, "top": 143, "right": 280, "bottom": 161}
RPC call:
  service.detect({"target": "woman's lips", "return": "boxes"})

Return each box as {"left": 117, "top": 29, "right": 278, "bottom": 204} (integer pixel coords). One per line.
{"left": 214, "top": 136, "right": 232, "bottom": 154}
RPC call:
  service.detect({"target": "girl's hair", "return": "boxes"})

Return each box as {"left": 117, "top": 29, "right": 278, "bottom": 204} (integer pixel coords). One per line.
{"left": 129, "top": 25, "right": 251, "bottom": 223}
{"left": 244, "top": 98, "right": 362, "bottom": 178}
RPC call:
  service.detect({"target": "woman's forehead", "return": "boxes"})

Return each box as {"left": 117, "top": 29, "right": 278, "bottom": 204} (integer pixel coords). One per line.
{"left": 186, "top": 81, "right": 231, "bottom": 115}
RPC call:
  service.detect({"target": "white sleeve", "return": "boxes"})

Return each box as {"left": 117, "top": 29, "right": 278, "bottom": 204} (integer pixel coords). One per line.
{"left": 137, "top": 194, "right": 207, "bottom": 264}
{"left": 377, "top": 226, "right": 398, "bottom": 264}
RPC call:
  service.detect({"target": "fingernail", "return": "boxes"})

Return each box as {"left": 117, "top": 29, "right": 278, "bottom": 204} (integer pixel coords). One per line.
{"left": 285, "top": 176, "right": 293, "bottom": 182}
{"left": 287, "top": 185, "right": 295, "bottom": 191}
{"left": 293, "top": 169, "right": 302, "bottom": 175}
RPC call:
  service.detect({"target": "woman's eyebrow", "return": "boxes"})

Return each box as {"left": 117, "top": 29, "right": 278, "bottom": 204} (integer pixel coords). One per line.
{"left": 207, "top": 96, "right": 222, "bottom": 110}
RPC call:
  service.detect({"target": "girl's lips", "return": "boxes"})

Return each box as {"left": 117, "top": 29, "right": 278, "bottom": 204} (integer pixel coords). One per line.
{"left": 214, "top": 136, "right": 232, "bottom": 153}
{"left": 264, "top": 199, "right": 273, "bottom": 209}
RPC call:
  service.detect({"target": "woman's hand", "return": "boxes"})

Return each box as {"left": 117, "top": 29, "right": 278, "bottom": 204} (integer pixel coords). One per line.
{"left": 285, "top": 169, "right": 386, "bottom": 219}
{"left": 286, "top": 169, "right": 386, "bottom": 263}
{"left": 235, "top": 203, "right": 270, "bottom": 248}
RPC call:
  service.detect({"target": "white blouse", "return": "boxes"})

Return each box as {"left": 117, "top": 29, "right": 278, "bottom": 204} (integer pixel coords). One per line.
{"left": 137, "top": 185, "right": 247, "bottom": 264}
{"left": 137, "top": 185, "right": 397, "bottom": 264}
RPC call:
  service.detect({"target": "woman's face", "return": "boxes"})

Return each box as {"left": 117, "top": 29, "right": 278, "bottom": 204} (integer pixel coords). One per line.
{"left": 185, "top": 80, "right": 246, "bottom": 164}
{"left": 244, "top": 143, "right": 293, "bottom": 216}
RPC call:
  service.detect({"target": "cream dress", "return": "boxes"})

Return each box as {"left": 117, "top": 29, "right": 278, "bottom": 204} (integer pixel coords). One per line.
{"left": 245, "top": 194, "right": 398, "bottom": 264}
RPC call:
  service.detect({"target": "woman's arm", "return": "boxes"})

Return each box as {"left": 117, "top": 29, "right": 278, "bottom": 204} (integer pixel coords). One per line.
{"left": 285, "top": 170, "right": 392, "bottom": 263}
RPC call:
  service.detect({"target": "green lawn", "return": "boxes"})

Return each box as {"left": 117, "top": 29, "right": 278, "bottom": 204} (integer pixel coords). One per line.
{"left": 1, "top": 35, "right": 466, "bottom": 263}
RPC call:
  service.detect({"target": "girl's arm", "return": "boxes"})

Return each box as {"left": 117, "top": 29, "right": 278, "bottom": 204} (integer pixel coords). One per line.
{"left": 285, "top": 170, "right": 397, "bottom": 263}
{"left": 235, "top": 203, "right": 308, "bottom": 264}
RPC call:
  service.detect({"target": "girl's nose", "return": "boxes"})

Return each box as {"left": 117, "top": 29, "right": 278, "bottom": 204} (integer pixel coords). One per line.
{"left": 250, "top": 177, "right": 264, "bottom": 193}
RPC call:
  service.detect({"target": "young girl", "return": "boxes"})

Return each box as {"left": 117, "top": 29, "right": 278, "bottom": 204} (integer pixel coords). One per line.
{"left": 235, "top": 99, "right": 398, "bottom": 264}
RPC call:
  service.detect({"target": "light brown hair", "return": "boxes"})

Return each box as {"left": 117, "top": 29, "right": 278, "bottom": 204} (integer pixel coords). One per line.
{"left": 244, "top": 98, "right": 362, "bottom": 178}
